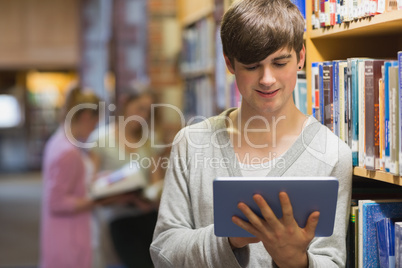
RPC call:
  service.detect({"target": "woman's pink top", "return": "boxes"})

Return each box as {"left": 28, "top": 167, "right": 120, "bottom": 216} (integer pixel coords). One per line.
{"left": 40, "top": 128, "right": 92, "bottom": 268}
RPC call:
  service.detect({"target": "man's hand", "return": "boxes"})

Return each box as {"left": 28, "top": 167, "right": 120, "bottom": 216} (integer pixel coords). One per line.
{"left": 231, "top": 192, "right": 320, "bottom": 268}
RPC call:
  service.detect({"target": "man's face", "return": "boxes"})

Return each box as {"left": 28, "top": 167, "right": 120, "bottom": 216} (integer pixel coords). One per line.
{"left": 225, "top": 46, "right": 305, "bottom": 116}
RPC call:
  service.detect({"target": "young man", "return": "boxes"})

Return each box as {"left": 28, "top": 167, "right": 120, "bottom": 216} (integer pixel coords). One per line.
{"left": 150, "top": 0, "right": 352, "bottom": 267}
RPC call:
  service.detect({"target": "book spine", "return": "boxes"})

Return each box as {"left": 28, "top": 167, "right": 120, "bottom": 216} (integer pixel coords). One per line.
{"left": 323, "top": 64, "right": 334, "bottom": 131}
{"left": 395, "top": 222, "right": 402, "bottom": 267}
{"left": 347, "top": 60, "right": 353, "bottom": 149}
{"left": 390, "top": 66, "right": 399, "bottom": 175}
{"left": 358, "top": 60, "right": 366, "bottom": 167}
{"left": 384, "top": 62, "right": 391, "bottom": 172}
{"left": 319, "top": 62, "right": 325, "bottom": 124}
{"left": 365, "top": 60, "right": 375, "bottom": 170}
{"left": 351, "top": 59, "right": 359, "bottom": 166}
{"left": 398, "top": 51, "right": 402, "bottom": 175}
{"left": 345, "top": 65, "right": 350, "bottom": 145}
{"left": 373, "top": 60, "right": 384, "bottom": 169}
{"left": 333, "top": 61, "right": 340, "bottom": 137}
{"left": 379, "top": 77, "right": 385, "bottom": 170}
{"left": 339, "top": 62, "right": 347, "bottom": 142}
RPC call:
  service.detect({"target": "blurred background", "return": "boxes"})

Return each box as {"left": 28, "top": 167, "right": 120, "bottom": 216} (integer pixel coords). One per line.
{"left": 0, "top": 0, "right": 186, "bottom": 267}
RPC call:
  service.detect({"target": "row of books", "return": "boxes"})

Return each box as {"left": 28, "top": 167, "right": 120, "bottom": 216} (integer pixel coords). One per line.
{"left": 183, "top": 76, "right": 215, "bottom": 123}
{"left": 346, "top": 199, "right": 402, "bottom": 268}
{"left": 312, "top": 0, "right": 402, "bottom": 29}
{"left": 311, "top": 52, "right": 402, "bottom": 175}
{"left": 180, "top": 17, "right": 215, "bottom": 75}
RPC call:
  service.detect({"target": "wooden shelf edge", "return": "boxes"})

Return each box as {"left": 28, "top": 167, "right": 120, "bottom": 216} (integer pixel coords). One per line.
{"left": 180, "top": 4, "right": 214, "bottom": 27}
{"left": 180, "top": 65, "right": 215, "bottom": 78}
{"left": 353, "top": 166, "right": 402, "bottom": 186}
{"left": 309, "top": 10, "right": 402, "bottom": 39}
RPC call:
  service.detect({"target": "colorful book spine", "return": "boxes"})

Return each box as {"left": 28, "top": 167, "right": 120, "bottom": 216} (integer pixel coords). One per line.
{"left": 359, "top": 200, "right": 402, "bottom": 268}
{"left": 339, "top": 61, "right": 348, "bottom": 142}
{"left": 312, "top": 62, "right": 320, "bottom": 119}
{"left": 323, "top": 63, "right": 334, "bottom": 131}
{"left": 376, "top": 218, "right": 396, "bottom": 268}
{"left": 358, "top": 59, "right": 366, "bottom": 167}
{"left": 351, "top": 59, "right": 359, "bottom": 166}
{"left": 379, "top": 77, "right": 385, "bottom": 170}
{"left": 389, "top": 66, "right": 399, "bottom": 175}
{"left": 398, "top": 51, "right": 402, "bottom": 175}
{"left": 364, "top": 60, "right": 384, "bottom": 170}
{"left": 396, "top": 222, "right": 402, "bottom": 267}
{"left": 384, "top": 61, "right": 392, "bottom": 172}
{"left": 347, "top": 59, "right": 353, "bottom": 150}
{"left": 333, "top": 61, "right": 340, "bottom": 136}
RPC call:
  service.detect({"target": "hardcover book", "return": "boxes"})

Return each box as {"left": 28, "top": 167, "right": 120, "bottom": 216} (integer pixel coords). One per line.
{"left": 364, "top": 59, "right": 384, "bottom": 170}
{"left": 358, "top": 200, "right": 402, "bottom": 268}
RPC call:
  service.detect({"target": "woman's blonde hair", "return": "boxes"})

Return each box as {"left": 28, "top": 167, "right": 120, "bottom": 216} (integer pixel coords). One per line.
{"left": 60, "top": 86, "right": 101, "bottom": 122}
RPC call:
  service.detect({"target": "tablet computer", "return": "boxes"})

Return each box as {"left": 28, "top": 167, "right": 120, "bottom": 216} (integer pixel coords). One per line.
{"left": 213, "top": 177, "right": 339, "bottom": 237}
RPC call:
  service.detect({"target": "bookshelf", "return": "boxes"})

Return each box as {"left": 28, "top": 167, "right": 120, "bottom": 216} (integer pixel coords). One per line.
{"left": 305, "top": 4, "right": 402, "bottom": 188}
{"left": 177, "top": 1, "right": 402, "bottom": 187}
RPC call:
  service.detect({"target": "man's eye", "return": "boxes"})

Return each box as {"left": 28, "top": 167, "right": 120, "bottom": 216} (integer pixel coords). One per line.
{"left": 245, "top": 66, "right": 258, "bottom": 70}
{"left": 274, "top": 62, "right": 287, "bottom": 67}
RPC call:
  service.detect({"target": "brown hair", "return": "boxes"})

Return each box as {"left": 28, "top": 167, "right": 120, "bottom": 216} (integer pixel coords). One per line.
{"left": 220, "top": 0, "right": 304, "bottom": 67}
{"left": 60, "top": 86, "right": 100, "bottom": 122}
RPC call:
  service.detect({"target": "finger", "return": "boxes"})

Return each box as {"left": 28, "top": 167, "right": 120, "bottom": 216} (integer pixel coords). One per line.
{"left": 252, "top": 194, "right": 282, "bottom": 229}
{"left": 232, "top": 215, "right": 260, "bottom": 237}
{"left": 278, "top": 192, "right": 295, "bottom": 226}
{"left": 303, "top": 211, "right": 320, "bottom": 240}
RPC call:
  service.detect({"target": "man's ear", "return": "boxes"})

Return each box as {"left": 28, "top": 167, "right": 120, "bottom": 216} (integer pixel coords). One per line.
{"left": 298, "top": 45, "right": 306, "bottom": 68}
{"left": 224, "top": 55, "right": 235, "bottom": 74}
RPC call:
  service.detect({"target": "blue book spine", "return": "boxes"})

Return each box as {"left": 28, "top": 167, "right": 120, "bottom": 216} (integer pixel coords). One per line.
{"left": 319, "top": 62, "right": 325, "bottom": 125}
{"left": 398, "top": 51, "right": 402, "bottom": 175}
{"left": 376, "top": 218, "right": 396, "bottom": 268}
{"left": 384, "top": 62, "right": 392, "bottom": 172}
{"left": 351, "top": 59, "right": 359, "bottom": 166}
{"left": 291, "top": 0, "right": 306, "bottom": 19}
{"left": 333, "top": 61, "right": 340, "bottom": 137}
{"left": 362, "top": 202, "right": 402, "bottom": 267}
{"left": 312, "top": 62, "right": 318, "bottom": 117}
{"left": 396, "top": 222, "right": 402, "bottom": 267}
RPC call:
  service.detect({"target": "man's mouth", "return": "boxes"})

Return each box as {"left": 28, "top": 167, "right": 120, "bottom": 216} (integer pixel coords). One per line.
{"left": 255, "top": 89, "right": 280, "bottom": 95}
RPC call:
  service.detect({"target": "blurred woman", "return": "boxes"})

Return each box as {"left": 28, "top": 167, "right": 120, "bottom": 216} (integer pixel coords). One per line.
{"left": 40, "top": 87, "right": 106, "bottom": 268}
{"left": 90, "top": 89, "right": 164, "bottom": 268}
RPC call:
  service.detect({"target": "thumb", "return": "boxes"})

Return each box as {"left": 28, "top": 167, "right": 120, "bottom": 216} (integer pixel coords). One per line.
{"left": 304, "top": 211, "right": 320, "bottom": 239}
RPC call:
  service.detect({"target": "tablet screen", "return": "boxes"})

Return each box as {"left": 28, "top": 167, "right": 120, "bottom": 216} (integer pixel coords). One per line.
{"left": 213, "top": 177, "right": 339, "bottom": 237}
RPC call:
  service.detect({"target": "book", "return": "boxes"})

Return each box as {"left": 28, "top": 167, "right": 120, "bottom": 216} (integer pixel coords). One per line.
{"left": 339, "top": 61, "right": 348, "bottom": 142}
{"left": 333, "top": 60, "right": 340, "bottom": 137}
{"left": 346, "top": 203, "right": 358, "bottom": 268}
{"left": 90, "top": 161, "right": 147, "bottom": 200}
{"left": 379, "top": 76, "right": 385, "bottom": 170}
{"left": 376, "top": 217, "right": 399, "bottom": 268}
{"left": 358, "top": 59, "right": 366, "bottom": 167}
{"left": 312, "top": 62, "right": 320, "bottom": 118}
{"left": 351, "top": 58, "right": 360, "bottom": 166}
{"left": 398, "top": 51, "right": 402, "bottom": 175}
{"left": 294, "top": 71, "right": 307, "bottom": 114}
{"left": 383, "top": 61, "right": 393, "bottom": 172}
{"left": 389, "top": 66, "right": 399, "bottom": 175}
{"left": 346, "top": 59, "right": 353, "bottom": 151}
{"left": 395, "top": 222, "right": 402, "bottom": 267}
{"left": 358, "top": 200, "right": 402, "bottom": 268}
{"left": 323, "top": 63, "right": 334, "bottom": 131}
{"left": 364, "top": 59, "right": 384, "bottom": 170}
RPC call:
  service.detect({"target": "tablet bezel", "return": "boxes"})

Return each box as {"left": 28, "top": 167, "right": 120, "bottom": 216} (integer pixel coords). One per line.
{"left": 213, "top": 177, "right": 339, "bottom": 237}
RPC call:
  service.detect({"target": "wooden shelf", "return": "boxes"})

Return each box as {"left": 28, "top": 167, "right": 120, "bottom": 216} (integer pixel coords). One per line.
{"left": 353, "top": 166, "right": 402, "bottom": 186}
{"left": 177, "top": 0, "right": 214, "bottom": 27}
{"left": 180, "top": 65, "right": 214, "bottom": 78}
{"left": 310, "top": 10, "right": 402, "bottom": 39}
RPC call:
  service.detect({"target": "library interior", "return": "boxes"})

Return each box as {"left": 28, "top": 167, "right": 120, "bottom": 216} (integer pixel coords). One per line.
{"left": 0, "top": 0, "right": 401, "bottom": 267}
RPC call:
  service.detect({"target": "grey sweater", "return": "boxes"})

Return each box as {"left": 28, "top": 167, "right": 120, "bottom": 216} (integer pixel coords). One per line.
{"left": 151, "top": 109, "right": 353, "bottom": 267}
